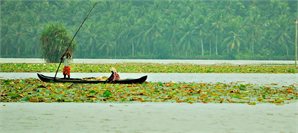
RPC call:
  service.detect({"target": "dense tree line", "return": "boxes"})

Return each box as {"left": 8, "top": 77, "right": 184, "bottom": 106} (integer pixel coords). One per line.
{"left": 1, "top": 0, "right": 297, "bottom": 59}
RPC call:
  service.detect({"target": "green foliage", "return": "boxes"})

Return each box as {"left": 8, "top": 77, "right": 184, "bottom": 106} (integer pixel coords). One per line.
{"left": 103, "top": 90, "right": 112, "bottom": 98}
{"left": 40, "top": 24, "right": 75, "bottom": 63}
{"left": 0, "top": 79, "right": 297, "bottom": 104}
{"left": 0, "top": 63, "right": 297, "bottom": 73}
{"left": 0, "top": 0, "right": 297, "bottom": 59}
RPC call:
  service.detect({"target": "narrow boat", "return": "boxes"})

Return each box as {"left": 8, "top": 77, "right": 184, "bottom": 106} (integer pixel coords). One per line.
{"left": 37, "top": 73, "right": 147, "bottom": 84}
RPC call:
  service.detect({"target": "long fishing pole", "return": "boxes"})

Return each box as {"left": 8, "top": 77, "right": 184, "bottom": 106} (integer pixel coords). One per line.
{"left": 54, "top": 2, "right": 98, "bottom": 79}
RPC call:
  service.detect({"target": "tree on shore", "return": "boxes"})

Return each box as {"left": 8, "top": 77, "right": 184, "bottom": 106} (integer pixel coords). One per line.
{"left": 40, "top": 24, "right": 75, "bottom": 62}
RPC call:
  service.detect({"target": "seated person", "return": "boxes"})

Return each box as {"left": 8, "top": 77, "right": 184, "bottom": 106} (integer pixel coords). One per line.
{"left": 107, "top": 67, "right": 120, "bottom": 82}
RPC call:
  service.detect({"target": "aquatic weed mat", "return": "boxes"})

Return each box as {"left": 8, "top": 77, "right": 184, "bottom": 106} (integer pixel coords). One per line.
{"left": 0, "top": 79, "right": 297, "bottom": 105}
{"left": 0, "top": 63, "right": 297, "bottom": 73}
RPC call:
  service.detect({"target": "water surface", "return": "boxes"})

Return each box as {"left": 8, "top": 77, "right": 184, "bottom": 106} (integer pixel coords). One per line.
{"left": 1, "top": 72, "right": 297, "bottom": 85}
{"left": 0, "top": 58, "right": 295, "bottom": 65}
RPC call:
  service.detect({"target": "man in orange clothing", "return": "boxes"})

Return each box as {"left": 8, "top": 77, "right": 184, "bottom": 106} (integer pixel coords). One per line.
{"left": 61, "top": 50, "right": 72, "bottom": 79}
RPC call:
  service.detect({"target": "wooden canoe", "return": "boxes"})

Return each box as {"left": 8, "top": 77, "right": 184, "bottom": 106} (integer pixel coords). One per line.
{"left": 37, "top": 73, "right": 147, "bottom": 84}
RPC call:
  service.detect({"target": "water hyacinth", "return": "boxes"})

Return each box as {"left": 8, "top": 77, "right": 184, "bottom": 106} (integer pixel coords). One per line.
{"left": 1, "top": 79, "right": 297, "bottom": 105}
{"left": 0, "top": 63, "right": 297, "bottom": 73}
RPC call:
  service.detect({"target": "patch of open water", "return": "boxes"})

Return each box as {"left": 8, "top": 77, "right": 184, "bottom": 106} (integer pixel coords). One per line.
{"left": 0, "top": 72, "right": 297, "bottom": 85}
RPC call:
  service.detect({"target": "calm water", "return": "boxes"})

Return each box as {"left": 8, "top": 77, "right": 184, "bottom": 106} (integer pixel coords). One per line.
{"left": 1, "top": 58, "right": 297, "bottom": 85}
{"left": 0, "top": 58, "right": 295, "bottom": 65}
{"left": 1, "top": 72, "right": 297, "bottom": 85}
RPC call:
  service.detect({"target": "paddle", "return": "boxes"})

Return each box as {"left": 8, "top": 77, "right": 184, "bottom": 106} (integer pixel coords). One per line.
{"left": 54, "top": 2, "right": 98, "bottom": 79}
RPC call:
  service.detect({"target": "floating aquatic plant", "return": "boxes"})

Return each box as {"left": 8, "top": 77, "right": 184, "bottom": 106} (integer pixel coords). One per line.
{"left": 1, "top": 79, "right": 297, "bottom": 105}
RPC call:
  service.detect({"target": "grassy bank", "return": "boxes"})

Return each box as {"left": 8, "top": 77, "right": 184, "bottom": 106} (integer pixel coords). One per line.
{"left": 1, "top": 79, "right": 297, "bottom": 104}
{"left": 0, "top": 63, "right": 297, "bottom": 73}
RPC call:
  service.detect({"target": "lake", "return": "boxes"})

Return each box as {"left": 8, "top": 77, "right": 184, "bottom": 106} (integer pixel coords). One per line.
{"left": 1, "top": 72, "right": 297, "bottom": 85}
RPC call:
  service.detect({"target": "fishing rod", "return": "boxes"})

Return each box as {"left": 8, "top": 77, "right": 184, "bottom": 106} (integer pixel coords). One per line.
{"left": 54, "top": 2, "right": 98, "bottom": 79}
